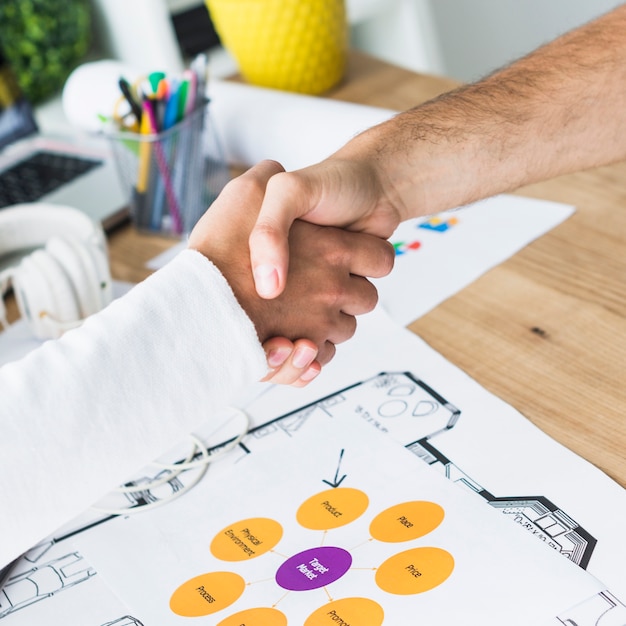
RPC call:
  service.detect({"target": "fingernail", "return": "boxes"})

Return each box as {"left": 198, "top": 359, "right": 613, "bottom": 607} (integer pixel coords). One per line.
{"left": 254, "top": 264, "right": 278, "bottom": 298}
{"left": 299, "top": 366, "right": 320, "bottom": 382}
{"left": 292, "top": 345, "right": 317, "bottom": 369}
{"left": 267, "top": 346, "right": 291, "bottom": 368}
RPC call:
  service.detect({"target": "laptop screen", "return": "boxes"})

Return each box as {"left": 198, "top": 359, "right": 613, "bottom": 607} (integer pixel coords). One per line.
{"left": 0, "top": 50, "right": 38, "bottom": 151}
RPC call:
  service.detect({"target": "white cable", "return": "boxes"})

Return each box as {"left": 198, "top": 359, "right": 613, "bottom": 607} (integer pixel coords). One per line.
{"left": 113, "top": 435, "right": 200, "bottom": 494}
{"left": 153, "top": 406, "right": 250, "bottom": 470}
{"left": 90, "top": 435, "right": 210, "bottom": 515}
{"left": 90, "top": 407, "right": 250, "bottom": 515}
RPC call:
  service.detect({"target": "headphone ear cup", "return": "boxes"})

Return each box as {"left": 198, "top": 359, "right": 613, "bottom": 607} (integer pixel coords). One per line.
{"left": 14, "top": 249, "right": 81, "bottom": 339}
{"left": 0, "top": 268, "right": 12, "bottom": 297}
{"left": 45, "top": 236, "right": 100, "bottom": 318}
{"left": 0, "top": 268, "right": 13, "bottom": 329}
{"left": 13, "top": 253, "right": 57, "bottom": 339}
{"left": 81, "top": 237, "right": 113, "bottom": 310}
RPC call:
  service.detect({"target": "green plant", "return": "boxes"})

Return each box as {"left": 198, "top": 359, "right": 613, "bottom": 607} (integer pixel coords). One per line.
{"left": 0, "top": 0, "right": 91, "bottom": 104}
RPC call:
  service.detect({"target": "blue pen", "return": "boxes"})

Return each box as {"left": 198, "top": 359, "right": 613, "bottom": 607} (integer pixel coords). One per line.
{"left": 163, "top": 79, "right": 180, "bottom": 129}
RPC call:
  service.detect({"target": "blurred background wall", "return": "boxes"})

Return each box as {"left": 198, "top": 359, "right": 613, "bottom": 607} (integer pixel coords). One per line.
{"left": 88, "top": 0, "right": 624, "bottom": 82}
{"left": 425, "top": 0, "right": 623, "bottom": 81}
{"left": 347, "top": 0, "right": 624, "bottom": 80}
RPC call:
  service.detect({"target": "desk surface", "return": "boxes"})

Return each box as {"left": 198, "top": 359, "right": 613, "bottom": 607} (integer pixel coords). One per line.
{"left": 106, "top": 51, "right": 625, "bottom": 489}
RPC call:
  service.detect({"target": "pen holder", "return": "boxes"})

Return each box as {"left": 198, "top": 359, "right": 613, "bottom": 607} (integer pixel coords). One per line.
{"left": 108, "top": 100, "right": 229, "bottom": 236}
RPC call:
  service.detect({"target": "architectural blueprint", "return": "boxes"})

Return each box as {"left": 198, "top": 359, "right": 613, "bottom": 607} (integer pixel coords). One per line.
{"left": 1, "top": 309, "right": 624, "bottom": 625}
{"left": 75, "top": 413, "right": 606, "bottom": 625}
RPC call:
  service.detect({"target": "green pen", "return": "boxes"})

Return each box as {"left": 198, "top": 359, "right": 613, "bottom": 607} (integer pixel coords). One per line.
{"left": 177, "top": 79, "right": 189, "bottom": 123}
{"left": 147, "top": 71, "right": 165, "bottom": 96}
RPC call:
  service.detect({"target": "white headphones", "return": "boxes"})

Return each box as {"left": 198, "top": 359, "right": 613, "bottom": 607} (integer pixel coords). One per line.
{"left": 0, "top": 203, "right": 113, "bottom": 339}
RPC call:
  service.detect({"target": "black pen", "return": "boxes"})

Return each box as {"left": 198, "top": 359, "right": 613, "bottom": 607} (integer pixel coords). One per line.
{"left": 0, "top": 555, "right": 21, "bottom": 589}
{"left": 118, "top": 77, "right": 143, "bottom": 123}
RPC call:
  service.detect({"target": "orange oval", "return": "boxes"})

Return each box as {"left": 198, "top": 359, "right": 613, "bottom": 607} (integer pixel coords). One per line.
{"left": 217, "top": 607, "right": 288, "bottom": 626}
{"left": 305, "top": 597, "right": 384, "bottom": 626}
{"left": 170, "top": 571, "right": 245, "bottom": 616}
{"left": 375, "top": 547, "right": 454, "bottom": 595}
{"left": 211, "top": 517, "right": 283, "bottom": 561}
{"left": 297, "top": 488, "right": 369, "bottom": 530}
{"left": 369, "top": 501, "right": 444, "bottom": 543}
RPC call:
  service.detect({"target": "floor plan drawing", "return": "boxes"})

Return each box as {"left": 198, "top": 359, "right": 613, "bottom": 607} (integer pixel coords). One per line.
{"left": 0, "top": 552, "right": 95, "bottom": 618}
{"left": 72, "top": 405, "right": 607, "bottom": 625}
{"left": 2, "top": 310, "right": 624, "bottom": 626}
{"left": 557, "top": 591, "right": 626, "bottom": 626}
{"left": 229, "top": 372, "right": 599, "bottom": 570}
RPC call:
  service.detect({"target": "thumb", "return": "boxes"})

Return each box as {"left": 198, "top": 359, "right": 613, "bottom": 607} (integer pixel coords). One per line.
{"left": 249, "top": 170, "right": 315, "bottom": 299}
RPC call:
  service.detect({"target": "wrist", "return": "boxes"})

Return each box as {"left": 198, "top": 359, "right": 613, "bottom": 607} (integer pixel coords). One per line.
{"left": 189, "top": 242, "right": 272, "bottom": 344}
{"left": 353, "top": 105, "right": 505, "bottom": 218}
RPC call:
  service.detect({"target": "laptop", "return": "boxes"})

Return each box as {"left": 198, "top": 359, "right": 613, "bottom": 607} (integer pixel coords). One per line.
{"left": 0, "top": 51, "right": 128, "bottom": 231}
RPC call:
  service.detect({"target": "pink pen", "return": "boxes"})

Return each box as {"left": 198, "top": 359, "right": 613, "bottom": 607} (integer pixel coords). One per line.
{"left": 183, "top": 69, "right": 197, "bottom": 116}
{"left": 143, "top": 99, "right": 183, "bottom": 233}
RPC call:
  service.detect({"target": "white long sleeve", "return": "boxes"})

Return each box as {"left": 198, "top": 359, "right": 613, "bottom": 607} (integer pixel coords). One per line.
{"left": 0, "top": 249, "right": 267, "bottom": 567}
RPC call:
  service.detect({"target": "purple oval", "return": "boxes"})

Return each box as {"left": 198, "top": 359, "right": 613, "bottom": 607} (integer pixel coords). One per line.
{"left": 275, "top": 546, "right": 352, "bottom": 591}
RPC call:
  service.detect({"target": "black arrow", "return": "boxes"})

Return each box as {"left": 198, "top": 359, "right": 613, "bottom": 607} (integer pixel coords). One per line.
{"left": 323, "top": 448, "right": 347, "bottom": 487}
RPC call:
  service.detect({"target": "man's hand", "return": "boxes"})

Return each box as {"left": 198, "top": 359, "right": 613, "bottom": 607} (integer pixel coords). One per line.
{"left": 248, "top": 153, "right": 403, "bottom": 300}
{"left": 248, "top": 6, "right": 626, "bottom": 304}
{"left": 188, "top": 160, "right": 395, "bottom": 384}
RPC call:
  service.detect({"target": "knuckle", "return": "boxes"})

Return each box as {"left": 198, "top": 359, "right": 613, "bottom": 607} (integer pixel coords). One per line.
{"left": 337, "top": 315, "right": 357, "bottom": 343}
{"left": 259, "top": 158, "right": 284, "bottom": 173}
{"left": 237, "top": 173, "right": 265, "bottom": 198}
{"left": 318, "top": 341, "right": 336, "bottom": 366}
{"left": 316, "top": 240, "right": 343, "bottom": 267}
{"left": 250, "top": 220, "right": 278, "bottom": 241}
{"left": 381, "top": 240, "right": 396, "bottom": 274}
{"left": 346, "top": 276, "right": 379, "bottom": 314}
{"left": 370, "top": 239, "right": 395, "bottom": 277}
{"left": 362, "top": 281, "right": 379, "bottom": 312}
{"left": 326, "top": 283, "right": 347, "bottom": 308}
{"left": 266, "top": 170, "right": 304, "bottom": 199}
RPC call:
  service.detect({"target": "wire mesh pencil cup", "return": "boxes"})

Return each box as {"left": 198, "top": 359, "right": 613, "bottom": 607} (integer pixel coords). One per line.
{"left": 109, "top": 100, "right": 229, "bottom": 236}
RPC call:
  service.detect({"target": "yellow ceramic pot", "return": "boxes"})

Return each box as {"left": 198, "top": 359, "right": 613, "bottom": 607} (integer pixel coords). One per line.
{"left": 206, "top": 0, "right": 348, "bottom": 94}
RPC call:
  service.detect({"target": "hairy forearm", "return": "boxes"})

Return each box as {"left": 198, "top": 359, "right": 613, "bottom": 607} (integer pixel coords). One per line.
{"left": 341, "top": 4, "right": 626, "bottom": 219}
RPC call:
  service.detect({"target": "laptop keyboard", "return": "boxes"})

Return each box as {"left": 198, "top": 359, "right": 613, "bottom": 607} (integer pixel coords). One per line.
{"left": 0, "top": 151, "right": 103, "bottom": 209}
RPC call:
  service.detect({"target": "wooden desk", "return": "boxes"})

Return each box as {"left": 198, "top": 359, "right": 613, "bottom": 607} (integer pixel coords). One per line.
{"left": 106, "top": 51, "right": 626, "bottom": 488}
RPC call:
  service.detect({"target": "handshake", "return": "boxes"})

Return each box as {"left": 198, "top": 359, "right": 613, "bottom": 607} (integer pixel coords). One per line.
{"left": 188, "top": 160, "right": 396, "bottom": 387}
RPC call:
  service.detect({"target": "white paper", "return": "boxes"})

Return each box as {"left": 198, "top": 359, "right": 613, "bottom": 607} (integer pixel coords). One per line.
{"left": 208, "top": 80, "right": 397, "bottom": 170}
{"left": 376, "top": 194, "right": 574, "bottom": 324}
{"left": 77, "top": 415, "right": 604, "bottom": 626}
{"left": 3, "top": 309, "right": 625, "bottom": 625}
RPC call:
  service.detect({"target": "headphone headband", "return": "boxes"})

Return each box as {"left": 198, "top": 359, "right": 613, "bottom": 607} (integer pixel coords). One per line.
{"left": 0, "top": 203, "right": 112, "bottom": 340}
{"left": 0, "top": 203, "right": 107, "bottom": 258}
